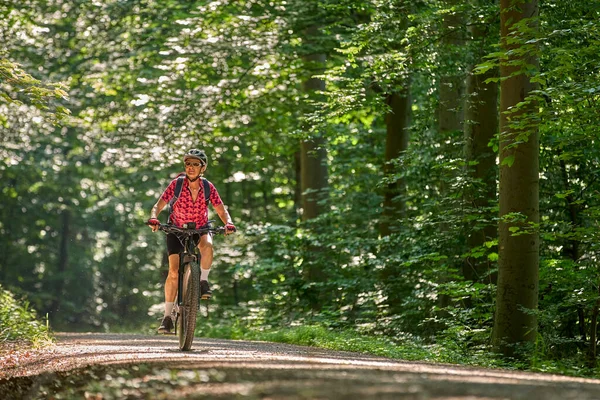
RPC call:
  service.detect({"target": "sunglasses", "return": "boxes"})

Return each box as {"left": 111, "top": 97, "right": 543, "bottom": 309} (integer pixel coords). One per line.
{"left": 185, "top": 161, "right": 204, "bottom": 167}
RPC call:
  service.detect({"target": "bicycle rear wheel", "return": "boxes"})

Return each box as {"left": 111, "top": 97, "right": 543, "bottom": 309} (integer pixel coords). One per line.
{"left": 178, "top": 261, "right": 200, "bottom": 351}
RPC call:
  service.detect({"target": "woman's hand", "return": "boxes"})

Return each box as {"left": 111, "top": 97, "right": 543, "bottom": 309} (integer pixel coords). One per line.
{"left": 147, "top": 218, "right": 160, "bottom": 232}
{"left": 225, "top": 223, "right": 236, "bottom": 235}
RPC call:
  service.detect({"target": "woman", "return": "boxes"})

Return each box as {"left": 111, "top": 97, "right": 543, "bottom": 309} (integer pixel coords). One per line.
{"left": 147, "top": 148, "right": 236, "bottom": 334}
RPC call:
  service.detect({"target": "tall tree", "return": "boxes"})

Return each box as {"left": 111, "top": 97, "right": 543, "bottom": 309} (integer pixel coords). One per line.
{"left": 463, "top": 0, "right": 499, "bottom": 285}
{"left": 298, "top": 9, "right": 331, "bottom": 310}
{"left": 377, "top": 1, "right": 412, "bottom": 236}
{"left": 492, "top": 0, "right": 540, "bottom": 357}
{"left": 300, "top": 28, "right": 329, "bottom": 221}
{"left": 429, "top": 0, "right": 468, "bottom": 312}
{"left": 437, "top": 0, "right": 465, "bottom": 137}
{"left": 380, "top": 88, "right": 411, "bottom": 237}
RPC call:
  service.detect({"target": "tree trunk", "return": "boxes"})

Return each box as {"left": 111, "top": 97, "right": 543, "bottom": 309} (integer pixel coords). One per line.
{"left": 555, "top": 150, "right": 589, "bottom": 357}
{"left": 492, "top": 0, "right": 540, "bottom": 357}
{"left": 0, "top": 178, "right": 17, "bottom": 283}
{"left": 294, "top": 150, "right": 302, "bottom": 219}
{"left": 300, "top": 136, "right": 328, "bottom": 221}
{"left": 380, "top": 88, "right": 411, "bottom": 236}
{"left": 463, "top": 8, "right": 499, "bottom": 285}
{"left": 300, "top": 26, "right": 329, "bottom": 310}
{"left": 116, "top": 230, "right": 130, "bottom": 319}
{"left": 438, "top": 0, "right": 465, "bottom": 136}
{"left": 437, "top": 0, "right": 465, "bottom": 311}
{"left": 589, "top": 294, "right": 600, "bottom": 367}
{"left": 262, "top": 179, "right": 269, "bottom": 220}
{"left": 300, "top": 50, "right": 329, "bottom": 221}
{"left": 49, "top": 209, "right": 71, "bottom": 323}
{"left": 558, "top": 154, "right": 580, "bottom": 261}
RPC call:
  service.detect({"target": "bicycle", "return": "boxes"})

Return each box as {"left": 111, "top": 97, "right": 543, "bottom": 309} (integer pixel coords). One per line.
{"left": 155, "top": 221, "right": 225, "bottom": 351}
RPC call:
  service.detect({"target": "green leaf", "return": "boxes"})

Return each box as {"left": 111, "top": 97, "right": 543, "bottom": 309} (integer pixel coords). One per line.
{"left": 501, "top": 155, "right": 515, "bottom": 167}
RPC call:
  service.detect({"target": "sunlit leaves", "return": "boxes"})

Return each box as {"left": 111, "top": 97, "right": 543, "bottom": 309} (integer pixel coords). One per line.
{"left": 0, "top": 58, "right": 70, "bottom": 125}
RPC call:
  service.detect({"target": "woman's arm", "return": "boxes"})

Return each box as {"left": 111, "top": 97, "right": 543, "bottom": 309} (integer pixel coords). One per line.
{"left": 149, "top": 198, "right": 168, "bottom": 231}
{"left": 214, "top": 203, "right": 233, "bottom": 225}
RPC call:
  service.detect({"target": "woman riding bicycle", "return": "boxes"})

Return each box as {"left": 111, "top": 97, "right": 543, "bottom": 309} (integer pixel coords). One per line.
{"left": 147, "top": 148, "right": 236, "bottom": 334}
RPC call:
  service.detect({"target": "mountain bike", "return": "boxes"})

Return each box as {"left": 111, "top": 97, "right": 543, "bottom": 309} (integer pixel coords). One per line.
{"left": 156, "top": 222, "right": 225, "bottom": 351}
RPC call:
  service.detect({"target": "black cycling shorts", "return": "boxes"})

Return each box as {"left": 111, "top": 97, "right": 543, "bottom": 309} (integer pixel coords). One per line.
{"left": 166, "top": 232, "right": 203, "bottom": 255}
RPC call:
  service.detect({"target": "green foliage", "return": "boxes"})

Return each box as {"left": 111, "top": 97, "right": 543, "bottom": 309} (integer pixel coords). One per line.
{"left": 530, "top": 0, "right": 600, "bottom": 369}
{"left": 0, "top": 284, "right": 52, "bottom": 345}
{"left": 0, "top": 58, "right": 70, "bottom": 124}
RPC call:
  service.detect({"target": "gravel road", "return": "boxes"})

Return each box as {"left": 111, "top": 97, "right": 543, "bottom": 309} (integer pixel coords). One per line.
{"left": 2, "top": 332, "right": 600, "bottom": 399}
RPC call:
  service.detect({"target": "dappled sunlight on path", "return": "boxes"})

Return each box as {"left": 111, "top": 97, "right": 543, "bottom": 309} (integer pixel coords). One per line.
{"left": 2, "top": 333, "right": 600, "bottom": 399}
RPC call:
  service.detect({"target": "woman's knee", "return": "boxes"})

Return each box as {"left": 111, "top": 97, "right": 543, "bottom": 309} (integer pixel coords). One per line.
{"left": 199, "top": 236, "right": 213, "bottom": 252}
{"left": 200, "top": 243, "right": 213, "bottom": 256}
{"left": 167, "top": 255, "right": 180, "bottom": 277}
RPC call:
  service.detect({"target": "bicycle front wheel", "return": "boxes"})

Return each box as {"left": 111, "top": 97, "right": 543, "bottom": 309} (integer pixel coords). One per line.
{"left": 178, "top": 261, "right": 200, "bottom": 351}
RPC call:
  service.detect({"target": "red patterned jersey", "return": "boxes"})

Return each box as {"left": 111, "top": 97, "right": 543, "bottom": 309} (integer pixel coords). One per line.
{"left": 160, "top": 176, "right": 223, "bottom": 227}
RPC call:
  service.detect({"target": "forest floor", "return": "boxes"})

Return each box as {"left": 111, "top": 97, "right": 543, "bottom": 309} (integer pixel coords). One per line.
{"left": 1, "top": 332, "right": 600, "bottom": 399}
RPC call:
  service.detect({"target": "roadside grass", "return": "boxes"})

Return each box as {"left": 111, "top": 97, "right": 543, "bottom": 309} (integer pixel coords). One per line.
{"left": 242, "top": 325, "right": 437, "bottom": 361}
{"left": 0, "top": 285, "right": 53, "bottom": 349}
{"left": 198, "top": 320, "right": 477, "bottom": 364}
{"left": 194, "top": 314, "right": 600, "bottom": 379}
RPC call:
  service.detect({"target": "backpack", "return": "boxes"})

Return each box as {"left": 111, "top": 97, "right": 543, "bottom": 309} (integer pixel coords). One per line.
{"left": 167, "top": 175, "right": 211, "bottom": 222}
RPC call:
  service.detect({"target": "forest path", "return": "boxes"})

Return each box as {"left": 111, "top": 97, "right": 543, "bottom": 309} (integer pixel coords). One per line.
{"left": 1, "top": 332, "right": 600, "bottom": 399}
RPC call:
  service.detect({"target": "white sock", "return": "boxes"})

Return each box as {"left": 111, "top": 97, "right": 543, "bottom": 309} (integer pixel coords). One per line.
{"left": 201, "top": 268, "right": 210, "bottom": 281}
{"left": 164, "top": 302, "right": 174, "bottom": 317}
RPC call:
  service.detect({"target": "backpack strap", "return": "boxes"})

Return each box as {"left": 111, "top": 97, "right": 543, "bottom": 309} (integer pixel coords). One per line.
{"left": 167, "top": 175, "right": 186, "bottom": 221}
{"left": 201, "top": 177, "right": 211, "bottom": 206}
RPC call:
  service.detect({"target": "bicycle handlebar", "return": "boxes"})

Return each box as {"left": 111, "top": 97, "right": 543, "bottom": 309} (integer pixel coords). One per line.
{"left": 153, "top": 223, "right": 226, "bottom": 236}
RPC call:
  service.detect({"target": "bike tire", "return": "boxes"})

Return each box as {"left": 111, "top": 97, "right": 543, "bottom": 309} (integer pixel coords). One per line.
{"left": 178, "top": 261, "right": 200, "bottom": 351}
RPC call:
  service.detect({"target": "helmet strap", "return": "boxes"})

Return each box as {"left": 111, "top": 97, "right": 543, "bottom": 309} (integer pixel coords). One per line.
{"left": 186, "top": 174, "right": 201, "bottom": 182}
